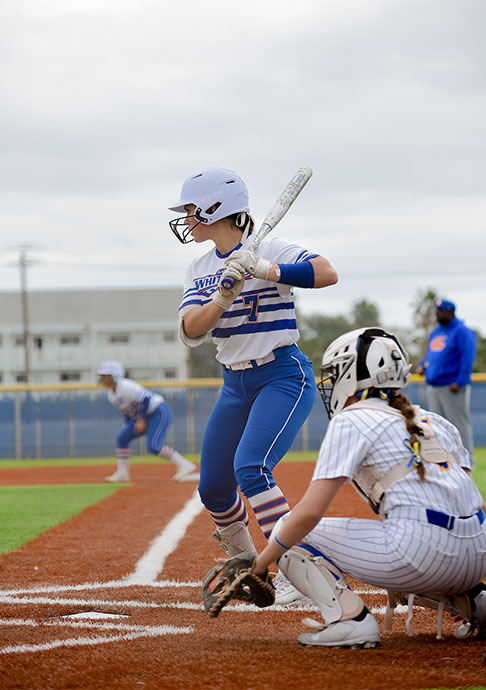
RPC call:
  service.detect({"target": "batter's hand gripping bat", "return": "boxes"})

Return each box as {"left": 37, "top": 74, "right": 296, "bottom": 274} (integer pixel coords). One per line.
{"left": 220, "top": 165, "right": 313, "bottom": 290}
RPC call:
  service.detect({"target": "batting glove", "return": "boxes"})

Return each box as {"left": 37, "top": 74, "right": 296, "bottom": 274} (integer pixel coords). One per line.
{"left": 212, "top": 263, "right": 245, "bottom": 310}
{"left": 225, "top": 248, "right": 272, "bottom": 281}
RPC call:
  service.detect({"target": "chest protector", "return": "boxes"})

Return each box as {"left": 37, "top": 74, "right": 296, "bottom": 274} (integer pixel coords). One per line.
{"left": 339, "top": 400, "right": 456, "bottom": 516}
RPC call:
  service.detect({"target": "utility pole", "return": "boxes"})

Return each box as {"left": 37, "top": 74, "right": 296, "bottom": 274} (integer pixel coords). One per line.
{"left": 15, "top": 246, "right": 33, "bottom": 383}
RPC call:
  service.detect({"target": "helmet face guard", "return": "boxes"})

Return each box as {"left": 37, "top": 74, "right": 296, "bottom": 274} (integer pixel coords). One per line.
{"left": 317, "top": 365, "right": 336, "bottom": 420}
{"left": 318, "top": 327, "right": 411, "bottom": 419}
{"left": 169, "top": 213, "right": 199, "bottom": 244}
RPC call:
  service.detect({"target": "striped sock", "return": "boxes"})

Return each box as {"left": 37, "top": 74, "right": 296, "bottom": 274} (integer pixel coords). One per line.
{"left": 249, "top": 487, "right": 290, "bottom": 539}
{"left": 209, "top": 494, "right": 249, "bottom": 529}
{"left": 115, "top": 447, "right": 130, "bottom": 474}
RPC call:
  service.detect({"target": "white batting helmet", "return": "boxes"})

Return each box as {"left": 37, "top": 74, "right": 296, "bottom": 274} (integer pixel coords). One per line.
{"left": 318, "top": 327, "right": 411, "bottom": 418}
{"left": 97, "top": 360, "right": 125, "bottom": 381}
{"left": 169, "top": 167, "right": 250, "bottom": 243}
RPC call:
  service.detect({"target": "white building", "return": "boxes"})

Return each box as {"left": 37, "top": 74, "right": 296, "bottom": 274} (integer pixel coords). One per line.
{"left": 0, "top": 287, "right": 188, "bottom": 384}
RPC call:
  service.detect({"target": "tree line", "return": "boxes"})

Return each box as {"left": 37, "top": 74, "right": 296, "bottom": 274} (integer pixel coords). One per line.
{"left": 188, "top": 287, "right": 486, "bottom": 378}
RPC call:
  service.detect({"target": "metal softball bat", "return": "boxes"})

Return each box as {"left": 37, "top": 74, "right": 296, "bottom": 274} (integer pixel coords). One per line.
{"left": 220, "top": 165, "right": 313, "bottom": 290}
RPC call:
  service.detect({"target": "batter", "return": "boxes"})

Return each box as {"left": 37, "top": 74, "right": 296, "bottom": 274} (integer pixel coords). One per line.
{"left": 169, "top": 166, "right": 338, "bottom": 602}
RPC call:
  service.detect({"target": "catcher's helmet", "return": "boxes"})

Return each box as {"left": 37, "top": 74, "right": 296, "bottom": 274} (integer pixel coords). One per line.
{"left": 318, "top": 327, "right": 411, "bottom": 419}
{"left": 97, "top": 360, "right": 125, "bottom": 382}
{"left": 169, "top": 167, "right": 250, "bottom": 243}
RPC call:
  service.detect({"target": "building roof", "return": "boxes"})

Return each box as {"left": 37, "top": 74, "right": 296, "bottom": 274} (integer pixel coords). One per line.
{"left": 0, "top": 286, "right": 182, "bottom": 327}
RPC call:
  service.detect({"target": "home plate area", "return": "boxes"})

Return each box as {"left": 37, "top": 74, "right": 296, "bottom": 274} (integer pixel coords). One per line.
{"left": 0, "top": 464, "right": 485, "bottom": 690}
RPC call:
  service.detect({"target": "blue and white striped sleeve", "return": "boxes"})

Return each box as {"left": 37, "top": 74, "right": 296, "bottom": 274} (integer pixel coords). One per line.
{"left": 178, "top": 262, "right": 206, "bottom": 348}
{"left": 265, "top": 237, "right": 319, "bottom": 264}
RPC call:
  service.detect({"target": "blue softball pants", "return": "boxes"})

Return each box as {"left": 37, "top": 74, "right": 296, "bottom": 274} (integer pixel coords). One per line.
{"left": 198, "top": 344, "right": 316, "bottom": 512}
{"left": 116, "top": 402, "right": 172, "bottom": 454}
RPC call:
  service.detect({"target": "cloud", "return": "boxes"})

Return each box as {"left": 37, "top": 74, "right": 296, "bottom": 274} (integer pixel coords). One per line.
{"left": 0, "top": 0, "right": 485, "bottom": 334}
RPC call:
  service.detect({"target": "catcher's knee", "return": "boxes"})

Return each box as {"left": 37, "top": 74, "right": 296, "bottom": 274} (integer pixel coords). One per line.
{"left": 278, "top": 545, "right": 365, "bottom": 625}
{"left": 212, "top": 521, "right": 256, "bottom": 557}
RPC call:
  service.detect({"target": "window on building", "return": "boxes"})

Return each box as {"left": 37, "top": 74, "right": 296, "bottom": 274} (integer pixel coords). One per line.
{"left": 0, "top": 335, "right": 3, "bottom": 347}
{"left": 60, "top": 371, "right": 81, "bottom": 382}
{"left": 163, "top": 331, "right": 176, "bottom": 342}
{"left": 164, "top": 369, "right": 177, "bottom": 379}
{"left": 16, "top": 372, "right": 26, "bottom": 382}
{"left": 33, "top": 337, "right": 43, "bottom": 350}
{"left": 60, "top": 335, "right": 81, "bottom": 345}
{"left": 108, "top": 334, "right": 130, "bottom": 344}
{"left": 14, "top": 336, "right": 25, "bottom": 346}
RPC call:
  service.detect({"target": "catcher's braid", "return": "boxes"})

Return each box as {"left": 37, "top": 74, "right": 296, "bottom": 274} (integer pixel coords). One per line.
{"left": 202, "top": 552, "right": 275, "bottom": 618}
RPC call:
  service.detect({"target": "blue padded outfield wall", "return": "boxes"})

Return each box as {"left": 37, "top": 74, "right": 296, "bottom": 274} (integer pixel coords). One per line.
{"left": 0, "top": 382, "right": 485, "bottom": 460}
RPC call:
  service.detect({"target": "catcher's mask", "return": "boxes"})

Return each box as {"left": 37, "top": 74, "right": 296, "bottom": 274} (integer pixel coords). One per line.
{"left": 317, "top": 327, "right": 411, "bottom": 419}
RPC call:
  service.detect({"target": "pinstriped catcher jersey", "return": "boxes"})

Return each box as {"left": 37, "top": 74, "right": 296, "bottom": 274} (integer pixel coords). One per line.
{"left": 179, "top": 235, "right": 318, "bottom": 366}
{"left": 312, "top": 399, "right": 481, "bottom": 517}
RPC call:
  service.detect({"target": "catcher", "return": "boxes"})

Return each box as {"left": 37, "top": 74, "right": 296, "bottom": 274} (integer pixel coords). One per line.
{"left": 203, "top": 328, "right": 486, "bottom": 649}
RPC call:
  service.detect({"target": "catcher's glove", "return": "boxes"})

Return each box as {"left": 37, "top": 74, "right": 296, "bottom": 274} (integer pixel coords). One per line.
{"left": 202, "top": 551, "right": 275, "bottom": 618}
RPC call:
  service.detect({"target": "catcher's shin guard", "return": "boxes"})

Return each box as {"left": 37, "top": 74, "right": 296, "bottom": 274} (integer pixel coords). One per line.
{"left": 212, "top": 521, "right": 256, "bottom": 557}
{"left": 278, "top": 545, "right": 365, "bottom": 626}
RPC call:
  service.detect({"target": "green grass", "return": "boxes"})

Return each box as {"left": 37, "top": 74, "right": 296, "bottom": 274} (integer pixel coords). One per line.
{"left": 471, "top": 448, "right": 486, "bottom": 496}
{"left": 0, "top": 455, "right": 200, "bottom": 469}
{"left": 0, "top": 450, "right": 484, "bottom": 557}
{"left": 0, "top": 483, "right": 122, "bottom": 554}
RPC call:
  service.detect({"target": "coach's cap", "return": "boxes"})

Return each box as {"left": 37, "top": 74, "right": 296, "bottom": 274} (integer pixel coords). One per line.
{"left": 435, "top": 298, "right": 455, "bottom": 312}
{"left": 97, "top": 360, "right": 125, "bottom": 381}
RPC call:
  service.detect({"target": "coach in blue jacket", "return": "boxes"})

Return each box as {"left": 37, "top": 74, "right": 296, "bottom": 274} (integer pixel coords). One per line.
{"left": 417, "top": 298, "right": 477, "bottom": 458}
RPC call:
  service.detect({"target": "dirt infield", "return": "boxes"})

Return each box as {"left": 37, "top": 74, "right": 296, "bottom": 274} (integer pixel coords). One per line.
{"left": 0, "top": 462, "right": 485, "bottom": 690}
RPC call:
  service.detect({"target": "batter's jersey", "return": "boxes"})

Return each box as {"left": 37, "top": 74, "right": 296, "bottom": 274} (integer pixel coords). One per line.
{"left": 312, "top": 399, "right": 482, "bottom": 517}
{"left": 107, "top": 379, "right": 164, "bottom": 419}
{"left": 179, "top": 235, "right": 318, "bottom": 366}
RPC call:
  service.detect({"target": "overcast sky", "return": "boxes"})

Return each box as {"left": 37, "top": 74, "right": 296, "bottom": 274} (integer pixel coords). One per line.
{"left": 1, "top": 0, "right": 485, "bottom": 335}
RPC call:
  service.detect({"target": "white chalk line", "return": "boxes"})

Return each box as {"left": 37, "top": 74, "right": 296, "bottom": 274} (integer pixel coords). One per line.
{"left": 123, "top": 490, "right": 205, "bottom": 585}
{"left": 0, "top": 486, "right": 405, "bottom": 658}
{"left": 0, "top": 619, "right": 193, "bottom": 656}
{"left": 0, "top": 581, "right": 388, "bottom": 596}
{"left": 0, "top": 580, "right": 199, "bottom": 596}
{"left": 0, "top": 491, "right": 204, "bottom": 657}
{"left": 0, "top": 593, "right": 401, "bottom": 617}
{"left": 0, "top": 617, "right": 191, "bottom": 632}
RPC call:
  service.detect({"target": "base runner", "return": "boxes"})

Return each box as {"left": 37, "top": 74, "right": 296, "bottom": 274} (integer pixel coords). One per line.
{"left": 252, "top": 327, "right": 486, "bottom": 647}
{"left": 97, "top": 360, "right": 198, "bottom": 483}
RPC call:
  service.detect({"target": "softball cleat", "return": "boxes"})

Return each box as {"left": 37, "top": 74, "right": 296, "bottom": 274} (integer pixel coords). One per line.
{"left": 297, "top": 613, "right": 381, "bottom": 648}
{"left": 105, "top": 470, "right": 130, "bottom": 482}
{"left": 173, "top": 461, "right": 199, "bottom": 481}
